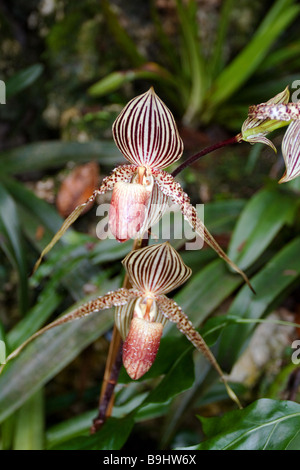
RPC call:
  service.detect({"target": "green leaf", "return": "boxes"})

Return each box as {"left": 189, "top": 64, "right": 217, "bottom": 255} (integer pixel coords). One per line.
{"left": 0, "top": 140, "right": 123, "bottom": 175}
{"left": 203, "top": 199, "right": 246, "bottom": 234}
{"left": 228, "top": 189, "right": 298, "bottom": 270}
{"left": 0, "top": 284, "right": 118, "bottom": 423}
{"left": 53, "top": 416, "right": 134, "bottom": 450}
{"left": 175, "top": 0, "right": 207, "bottom": 124}
{"left": 210, "top": 0, "right": 236, "bottom": 78}
{"left": 173, "top": 259, "right": 242, "bottom": 330}
{"left": 88, "top": 66, "right": 175, "bottom": 98}
{"left": 6, "top": 64, "right": 44, "bottom": 99}
{"left": 140, "top": 347, "right": 195, "bottom": 406}
{"left": 101, "top": 0, "right": 145, "bottom": 67}
{"left": 190, "top": 399, "right": 300, "bottom": 450}
{"left": 46, "top": 391, "right": 169, "bottom": 449}
{"left": 218, "top": 237, "right": 300, "bottom": 368}
{"left": 0, "top": 183, "right": 28, "bottom": 314}
{"left": 13, "top": 390, "right": 44, "bottom": 450}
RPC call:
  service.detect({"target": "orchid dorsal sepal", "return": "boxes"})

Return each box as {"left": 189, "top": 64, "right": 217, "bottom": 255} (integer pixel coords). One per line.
{"left": 122, "top": 241, "right": 192, "bottom": 295}
{"left": 112, "top": 87, "right": 184, "bottom": 170}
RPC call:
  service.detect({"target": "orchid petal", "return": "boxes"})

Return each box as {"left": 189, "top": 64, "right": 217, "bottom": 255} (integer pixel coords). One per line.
{"left": 280, "top": 121, "right": 300, "bottom": 183}
{"left": 122, "top": 242, "right": 191, "bottom": 295}
{"left": 249, "top": 102, "right": 300, "bottom": 121}
{"left": 1, "top": 288, "right": 141, "bottom": 371}
{"left": 113, "top": 87, "right": 183, "bottom": 169}
{"left": 157, "top": 295, "right": 242, "bottom": 408}
{"left": 153, "top": 170, "right": 254, "bottom": 292}
{"left": 33, "top": 164, "right": 137, "bottom": 273}
{"left": 242, "top": 134, "right": 277, "bottom": 152}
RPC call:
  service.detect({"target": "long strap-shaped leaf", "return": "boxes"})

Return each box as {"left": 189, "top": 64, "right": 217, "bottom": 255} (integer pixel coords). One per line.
{"left": 152, "top": 170, "right": 254, "bottom": 292}
{"left": 157, "top": 294, "right": 242, "bottom": 409}
{"left": 33, "top": 165, "right": 137, "bottom": 273}
{"left": 0, "top": 288, "right": 140, "bottom": 373}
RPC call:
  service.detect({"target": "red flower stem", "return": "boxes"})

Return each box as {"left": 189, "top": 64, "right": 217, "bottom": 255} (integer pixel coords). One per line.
{"left": 171, "top": 134, "right": 241, "bottom": 177}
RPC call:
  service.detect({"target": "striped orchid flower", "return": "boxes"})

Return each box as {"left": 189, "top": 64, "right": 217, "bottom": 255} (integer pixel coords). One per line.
{"left": 33, "top": 88, "right": 251, "bottom": 290}
{"left": 2, "top": 242, "right": 240, "bottom": 407}
{"left": 244, "top": 86, "right": 300, "bottom": 183}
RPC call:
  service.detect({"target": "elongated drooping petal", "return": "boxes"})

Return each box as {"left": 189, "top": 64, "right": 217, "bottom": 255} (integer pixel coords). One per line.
{"left": 280, "top": 120, "right": 300, "bottom": 183}
{"left": 241, "top": 86, "right": 290, "bottom": 150}
{"left": 157, "top": 295, "right": 242, "bottom": 409}
{"left": 122, "top": 242, "right": 192, "bottom": 295}
{"left": 113, "top": 87, "right": 183, "bottom": 169}
{"left": 109, "top": 182, "right": 150, "bottom": 242}
{"left": 123, "top": 317, "right": 163, "bottom": 379}
{"left": 152, "top": 170, "right": 254, "bottom": 292}
{"left": 1, "top": 288, "right": 141, "bottom": 372}
{"left": 33, "top": 164, "right": 137, "bottom": 273}
{"left": 248, "top": 102, "right": 300, "bottom": 121}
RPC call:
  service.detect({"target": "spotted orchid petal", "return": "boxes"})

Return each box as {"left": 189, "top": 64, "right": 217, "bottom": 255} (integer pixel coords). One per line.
{"left": 0, "top": 288, "right": 141, "bottom": 371}
{"left": 33, "top": 164, "right": 137, "bottom": 273}
{"left": 152, "top": 170, "right": 254, "bottom": 292}
{"left": 249, "top": 102, "right": 300, "bottom": 121}
{"left": 122, "top": 241, "right": 192, "bottom": 295}
{"left": 156, "top": 295, "right": 242, "bottom": 408}
{"left": 112, "top": 87, "right": 184, "bottom": 170}
{"left": 279, "top": 120, "right": 300, "bottom": 183}
{"left": 241, "top": 86, "right": 290, "bottom": 150}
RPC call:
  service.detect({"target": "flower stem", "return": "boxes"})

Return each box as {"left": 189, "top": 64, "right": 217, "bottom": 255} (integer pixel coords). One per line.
{"left": 172, "top": 134, "right": 241, "bottom": 177}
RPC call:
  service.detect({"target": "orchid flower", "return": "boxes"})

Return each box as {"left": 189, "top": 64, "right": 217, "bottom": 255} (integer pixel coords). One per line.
{"left": 33, "top": 88, "right": 251, "bottom": 291}
{"left": 2, "top": 242, "right": 241, "bottom": 407}
{"left": 242, "top": 86, "right": 300, "bottom": 183}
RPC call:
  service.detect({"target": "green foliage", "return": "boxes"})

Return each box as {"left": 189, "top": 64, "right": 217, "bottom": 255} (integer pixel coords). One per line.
{"left": 91, "top": 0, "right": 300, "bottom": 127}
{"left": 181, "top": 399, "right": 300, "bottom": 450}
